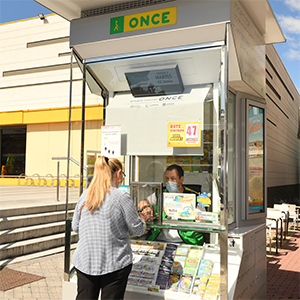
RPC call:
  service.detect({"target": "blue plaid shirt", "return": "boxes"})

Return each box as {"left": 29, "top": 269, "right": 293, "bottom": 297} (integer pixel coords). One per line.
{"left": 72, "top": 187, "right": 145, "bottom": 276}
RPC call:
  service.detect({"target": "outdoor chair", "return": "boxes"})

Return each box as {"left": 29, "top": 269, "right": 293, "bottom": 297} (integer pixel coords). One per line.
{"left": 266, "top": 208, "right": 284, "bottom": 253}
{"left": 273, "top": 204, "right": 289, "bottom": 239}
{"left": 281, "top": 204, "right": 300, "bottom": 230}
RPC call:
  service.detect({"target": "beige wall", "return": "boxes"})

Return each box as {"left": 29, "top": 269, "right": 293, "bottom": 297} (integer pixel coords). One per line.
{"left": 266, "top": 44, "right": 300, "bottom": 187}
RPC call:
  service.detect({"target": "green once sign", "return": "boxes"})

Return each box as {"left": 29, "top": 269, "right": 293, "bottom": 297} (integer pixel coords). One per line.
{"left": 110, "top": 16, "right": 124, "bottom": 34}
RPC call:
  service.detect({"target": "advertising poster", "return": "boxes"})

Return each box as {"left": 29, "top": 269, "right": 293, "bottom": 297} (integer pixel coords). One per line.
{"left": 101, "top": 125, "right": 121, "bottom": 158}
{"left": 248, "top": 105, "right": 264, "bottom": 213}
{"left": 86, "top": 154, "right": 96, "bottom": 176}
{"left": 167, "top": 122, "right": 201, "bottom": 147}
{"left": 163, "top": 193, "right": 196, "bottom": 220}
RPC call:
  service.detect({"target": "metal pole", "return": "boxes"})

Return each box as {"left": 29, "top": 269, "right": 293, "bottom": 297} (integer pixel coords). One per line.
{"left": 79, "top": 63, "right": 86, "bottom": 195}
{"left": 219, "top": 24, "right": 229, "bottom": 300}
{"left": 66, "top": 48, "right": 73, "bottom": 221}
{"left": 64, "top": 219, "right": 72, "bottom": 281}
{"left": 64, "top": 48, "right": 73, "bottom": 281}
{"left": 57, "top": 161, "right": 60, "bottom": 202}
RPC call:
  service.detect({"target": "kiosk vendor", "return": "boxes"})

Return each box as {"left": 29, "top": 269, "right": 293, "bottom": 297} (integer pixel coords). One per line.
{"left": 139, "top": 164, "right": 205, "bottom": 245}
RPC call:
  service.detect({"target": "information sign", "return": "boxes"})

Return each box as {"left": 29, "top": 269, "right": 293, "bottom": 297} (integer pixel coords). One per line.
{"left": 101, "top": 125, "right": 121, "bottom": 158}
{"left": 167, "top": 122, "right": 201, "bottom": 147}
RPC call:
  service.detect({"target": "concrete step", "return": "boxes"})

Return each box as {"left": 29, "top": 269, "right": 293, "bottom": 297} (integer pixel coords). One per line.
{"left": 0, "top": 231, "right": 79, "bottom": 261}
{"left": 0, "top": 202, "right": 76, "bottom": 218}
{"left": 0, "top": 241, "right": 78, "bottom": 267}
{"left": 0, "top": 221, "right": 66, "bottom": 244}
{"left": 0, "top": 210, "right": 74, "bottom": 230}
{"left": 0, "top": 202, "right": 78, "bottom": 262}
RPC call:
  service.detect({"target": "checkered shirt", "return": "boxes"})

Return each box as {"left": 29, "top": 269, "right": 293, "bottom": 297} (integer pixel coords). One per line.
{"left": 72, "top": 187, "right": 145, "bottom": 276}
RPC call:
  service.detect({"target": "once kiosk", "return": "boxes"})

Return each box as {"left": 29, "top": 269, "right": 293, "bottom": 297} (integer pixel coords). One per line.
{"left": 35, "top": 0, "right": 285, "bottom": 299}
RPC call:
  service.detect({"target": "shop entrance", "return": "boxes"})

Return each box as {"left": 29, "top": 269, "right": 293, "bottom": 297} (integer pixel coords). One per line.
{"left": 0, "top": 126, "right": 26, "bottom": 176}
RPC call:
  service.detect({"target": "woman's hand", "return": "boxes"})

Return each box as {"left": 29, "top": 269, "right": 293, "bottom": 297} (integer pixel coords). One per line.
{"left": 138, "top": 199, "right": 153, "bottom": 222}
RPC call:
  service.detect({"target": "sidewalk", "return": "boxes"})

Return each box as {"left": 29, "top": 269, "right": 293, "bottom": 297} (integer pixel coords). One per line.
{"left": 0, "top": 252, "right": 65, "bottom": 300}
{"left": 0, "top": 186, "right": 299, "bottom": 299}
{"left": 0, "top": 185, "right": 80, "bottom": 209}
{"left": 267, "top": 229, "right": 300, "bottom": 300}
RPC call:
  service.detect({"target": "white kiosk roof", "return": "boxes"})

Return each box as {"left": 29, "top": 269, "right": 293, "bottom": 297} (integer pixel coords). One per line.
{"left": 35, "top": 0, "right": 285, "bottom": 45}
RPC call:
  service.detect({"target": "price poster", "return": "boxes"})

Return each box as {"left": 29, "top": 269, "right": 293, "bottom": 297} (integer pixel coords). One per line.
{"left": 167, "top": 122, "right": 201, "bottom": 147}
{"left": 101, "top": 125, "right": 121, "bottom": 158}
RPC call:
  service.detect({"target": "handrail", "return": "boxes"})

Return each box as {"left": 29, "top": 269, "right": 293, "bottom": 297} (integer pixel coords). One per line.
{"left": 52, "top": 157, "right": 87, "bottom": 170}
{"left": 18, "top": 173, "right": 25, "bottom": 186}
{"left": 52, "top": 156, "right": 86, "bottom": 201}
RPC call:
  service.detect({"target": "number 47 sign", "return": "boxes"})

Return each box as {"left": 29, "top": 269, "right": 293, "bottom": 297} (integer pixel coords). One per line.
{"left": 167, "top": 121, "right": 201, "bottom": 147}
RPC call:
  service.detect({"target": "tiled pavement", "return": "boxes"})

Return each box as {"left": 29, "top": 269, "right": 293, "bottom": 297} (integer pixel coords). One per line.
{"left": 267, "top": 230, "right": 300, "bottom": 300}
{"left": 0, "top": 252, "right": 65, "bottom": 300}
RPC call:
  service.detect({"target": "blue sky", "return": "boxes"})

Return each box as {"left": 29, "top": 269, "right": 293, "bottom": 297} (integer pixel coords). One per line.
{"left": 0, "top": 0, "right": 299, "bottom": 93}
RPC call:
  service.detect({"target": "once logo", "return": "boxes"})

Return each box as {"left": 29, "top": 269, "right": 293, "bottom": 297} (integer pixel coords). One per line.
{"left": 159, "top": 95, "right": 183, "bottom": 101}
{"left": 128, "top": 11, "right": 171, "bottom": 28}
{"left": 110, "top": 7, "right": 177, "bottom": 34}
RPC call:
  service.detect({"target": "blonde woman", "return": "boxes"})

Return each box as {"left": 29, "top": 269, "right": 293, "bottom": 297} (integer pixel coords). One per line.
{"left": 72, "top": 156, "right": 148, "bottom": 300}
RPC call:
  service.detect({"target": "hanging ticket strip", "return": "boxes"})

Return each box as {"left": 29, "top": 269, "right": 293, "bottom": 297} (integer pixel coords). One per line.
{"left": 129, "top": 241, "right": 220, "bottom": 299}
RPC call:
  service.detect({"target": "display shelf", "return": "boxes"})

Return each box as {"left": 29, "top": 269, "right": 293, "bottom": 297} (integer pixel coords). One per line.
{"left": 146, "top": 220, "right": 225, "bottom": 233}
{"left": 166, "top": 164, "right": 212, "bottom": 166}
{"left": 126, "top": 241, "right": 220, "bottom": 299}
{"left": 126, "top": 240, "right": 220, "bottom": 299}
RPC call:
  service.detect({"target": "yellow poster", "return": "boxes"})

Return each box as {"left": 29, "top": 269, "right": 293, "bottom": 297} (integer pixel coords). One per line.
{"left": 163, "top": 193, "right": 196, "bottom": 220}
{"left": 167, "top": 122, "right": 201, "bottom": 147}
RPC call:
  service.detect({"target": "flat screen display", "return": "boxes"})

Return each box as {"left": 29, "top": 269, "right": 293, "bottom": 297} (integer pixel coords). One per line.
{"left": 125, "top": 65, "right": 184, "bottom": 97}
{"left": 248, "top": 105, "right": 265, "bottom": 214}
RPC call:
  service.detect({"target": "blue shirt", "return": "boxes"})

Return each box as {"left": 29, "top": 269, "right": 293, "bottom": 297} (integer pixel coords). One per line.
{"left": 72, "top": 187, "right": 145, "bottom": 276}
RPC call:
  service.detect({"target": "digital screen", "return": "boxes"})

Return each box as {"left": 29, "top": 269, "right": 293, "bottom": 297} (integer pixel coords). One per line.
{"left": 248, "top": 105, "right": 264, "bottom": 214}
{"left": 125, "top": 65, "right": 184, "bottom": 97}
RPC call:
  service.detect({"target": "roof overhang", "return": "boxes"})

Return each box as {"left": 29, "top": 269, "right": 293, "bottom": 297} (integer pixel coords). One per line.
{"left": 35, "top": 0, "right": 285, "bottom": 44}
{"left": 238, "top": 0, "right": 285, "bottom": 44}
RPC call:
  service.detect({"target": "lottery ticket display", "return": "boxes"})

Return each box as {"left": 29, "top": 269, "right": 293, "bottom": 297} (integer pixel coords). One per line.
{"left": 128, "top": 241, "right": 220, "bottom": 299}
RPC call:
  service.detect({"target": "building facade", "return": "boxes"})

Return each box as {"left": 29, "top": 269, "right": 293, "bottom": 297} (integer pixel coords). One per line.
{"left": 0, "top": 15, "right": 103, "bottom": 186}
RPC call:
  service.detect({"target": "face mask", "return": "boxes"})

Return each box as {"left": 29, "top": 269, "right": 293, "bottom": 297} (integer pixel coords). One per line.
{"left": 166, "top": 181, "right": 179, "bottom": 193}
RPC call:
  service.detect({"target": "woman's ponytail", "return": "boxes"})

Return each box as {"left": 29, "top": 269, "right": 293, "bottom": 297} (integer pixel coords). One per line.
{"left": 85, "top": 156, "right": 122, "bottom": 213}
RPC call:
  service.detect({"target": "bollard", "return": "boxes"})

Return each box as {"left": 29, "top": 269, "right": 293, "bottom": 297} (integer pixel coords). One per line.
{"left": 57, "top": 161, "right": 60, "bottom": 201}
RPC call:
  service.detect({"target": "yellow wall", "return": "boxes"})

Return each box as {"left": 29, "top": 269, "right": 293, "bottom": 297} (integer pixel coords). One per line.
{"left": 0, "top": 105, "right": 103, "bottom": 126}
{"left": 26, "top": 119, "right": 103, "bottom": 177}
{"left": 0, "top": 104, "right": 103, "bottom": 182}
